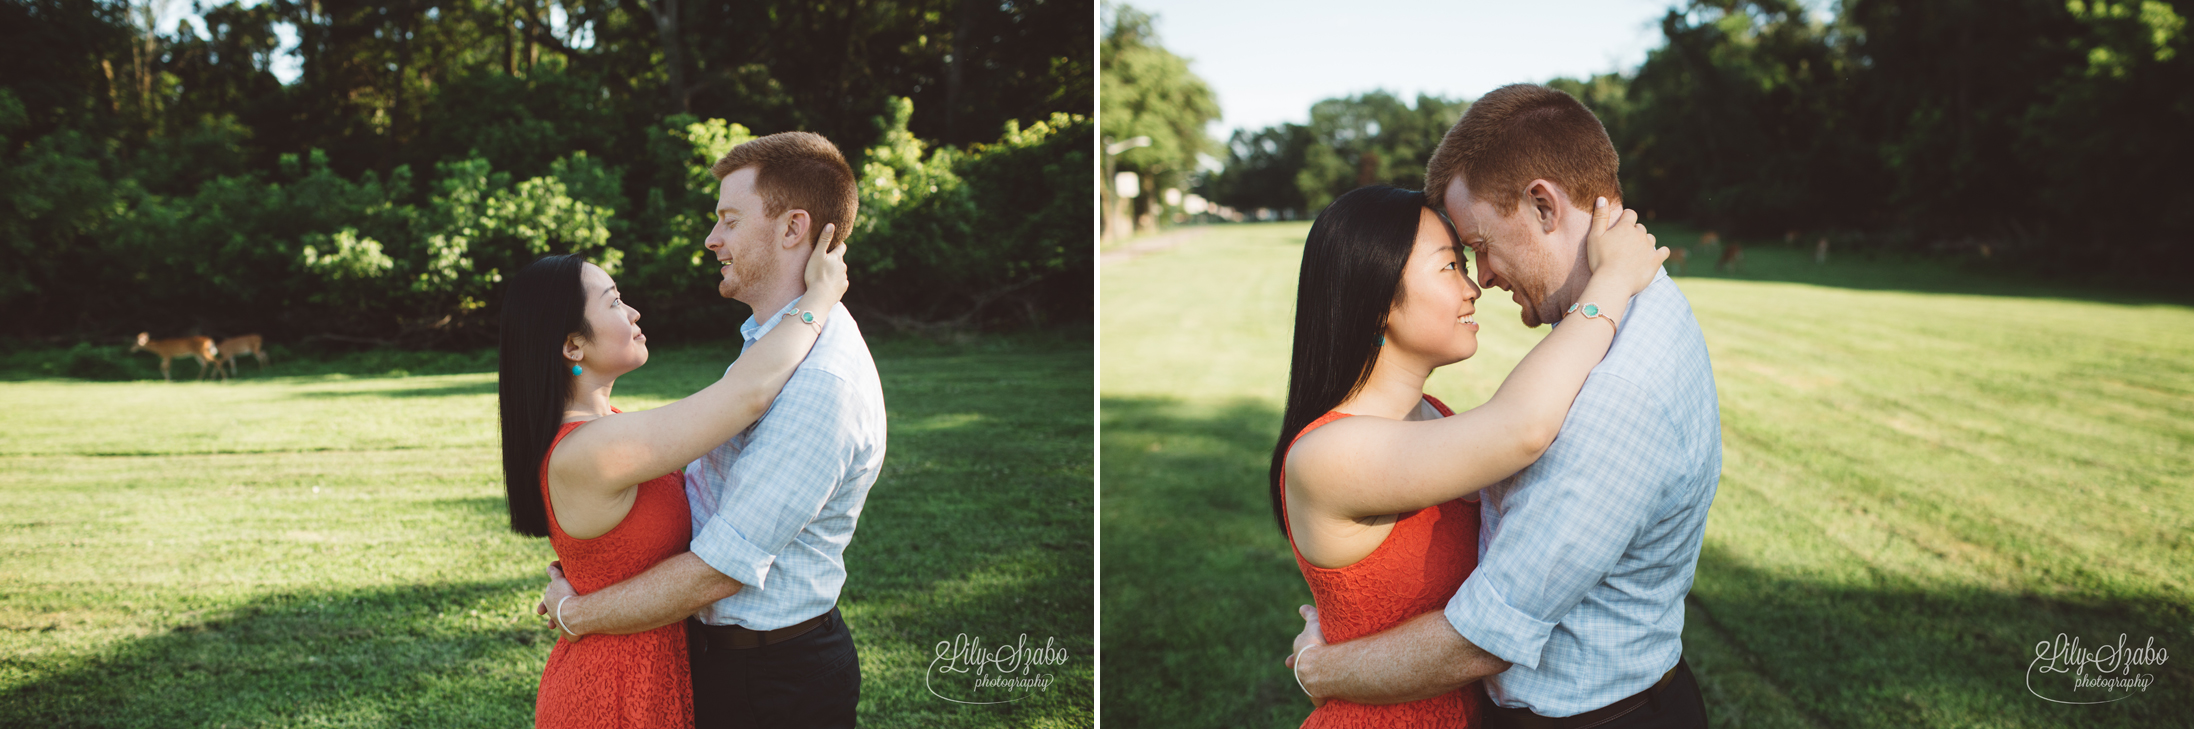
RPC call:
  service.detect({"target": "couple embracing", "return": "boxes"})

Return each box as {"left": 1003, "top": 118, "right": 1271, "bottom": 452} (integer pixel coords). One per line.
{"left": 1276, "top": 84, "right": 1720, "bottom": 729}
{"left": 497, "top": 131, "right": 883, "bottom": 728}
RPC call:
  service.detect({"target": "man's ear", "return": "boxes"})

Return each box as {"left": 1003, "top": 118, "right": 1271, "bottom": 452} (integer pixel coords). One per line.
{"left": 1526, "top": 179, "right": 1565, "bottom": 234}
{"left": 780, "top": 209, "right": 812, "bottom": 250}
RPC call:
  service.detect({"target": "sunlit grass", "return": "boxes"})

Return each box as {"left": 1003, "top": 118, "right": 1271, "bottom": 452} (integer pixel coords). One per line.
{"left": 1100, "top": 222, "right": 2192, "bottom": 728}
{"left": 0, "top": 332, "right": 1092, "bottom": 728}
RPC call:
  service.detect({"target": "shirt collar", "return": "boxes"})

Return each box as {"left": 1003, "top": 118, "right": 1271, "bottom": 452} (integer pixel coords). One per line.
{"left": 740, "top": 295, "right": 806, "bottom": 345}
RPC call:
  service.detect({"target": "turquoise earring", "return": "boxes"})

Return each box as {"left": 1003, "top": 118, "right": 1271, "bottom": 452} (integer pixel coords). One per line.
{"left": 1376, "top": 333, "right": 1385, "bottom": 347}
{"left": 570, "top": 364, "right": 583, "bottom": 376}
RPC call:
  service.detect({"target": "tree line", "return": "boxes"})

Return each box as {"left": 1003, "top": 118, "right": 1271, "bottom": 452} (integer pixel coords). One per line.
{"left": 1111, "top": 0, "right": 2192, "bottom": 277}
{"left": 0, "top": 0, "right": 1092, "bottom": 347}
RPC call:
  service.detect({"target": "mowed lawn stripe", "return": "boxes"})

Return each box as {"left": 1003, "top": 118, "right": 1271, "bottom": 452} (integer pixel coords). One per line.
{"left": 0, "top": 373, "right": 502, "bottom": 457}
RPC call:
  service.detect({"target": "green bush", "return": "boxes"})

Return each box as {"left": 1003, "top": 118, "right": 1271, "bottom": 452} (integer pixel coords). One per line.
{"left": 59, "top": 343, "right": 141, "bottom": 381}
{"left": 853, "top": 99, "right": 1093, "bottom": 329}
{"left": 0, "top": 92, "right": 1087, "bottom": 344}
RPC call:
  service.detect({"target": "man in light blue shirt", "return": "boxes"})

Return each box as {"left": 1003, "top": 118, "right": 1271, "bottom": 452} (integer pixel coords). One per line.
{"left": 544, "top": 132, "right": 885, "bottom": 729}
{"left": 1290, "top": 84, "right": 1717, "bottom": 729}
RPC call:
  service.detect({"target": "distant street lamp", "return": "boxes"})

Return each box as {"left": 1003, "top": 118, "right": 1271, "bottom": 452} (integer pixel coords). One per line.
{"left": 1107, "top": 136, "right": 1153, "bottom": 156}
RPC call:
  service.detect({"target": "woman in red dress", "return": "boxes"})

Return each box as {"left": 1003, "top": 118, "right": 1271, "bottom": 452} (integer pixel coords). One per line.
{"left": 1269, "top": 187, "right": 1664, "bottom": 727}
{"left": 496, "top": 228, "right": 847, "bottom": 728}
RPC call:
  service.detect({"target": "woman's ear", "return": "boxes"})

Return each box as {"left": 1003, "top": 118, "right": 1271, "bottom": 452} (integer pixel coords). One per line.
{"left": 562, "top": 333, "right": 587, "bottom": 364}
{"left": 780, "top": 209, "right": 812, "bottom": 250}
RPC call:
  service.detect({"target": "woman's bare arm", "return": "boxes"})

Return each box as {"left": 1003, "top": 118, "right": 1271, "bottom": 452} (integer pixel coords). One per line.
{"left": 1289, "top": 202, "right": 1665, "bottom": 519}
{"left": 551, "top": 226, "right": 850, "bottom": 493}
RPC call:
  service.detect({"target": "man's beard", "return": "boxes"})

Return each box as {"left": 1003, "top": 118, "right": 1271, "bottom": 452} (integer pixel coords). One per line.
{"left": 716, "top": 252, "right": 774, "bottom": 302}
{"left": 1515, "top": 247, "right": 1588, "bottom": 328}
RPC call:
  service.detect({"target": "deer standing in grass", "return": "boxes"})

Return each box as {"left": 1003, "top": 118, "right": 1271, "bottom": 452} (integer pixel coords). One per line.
{"left": 212, "top": 334, "right": 270, "bottom": 380}
{"left": 132, "top": 332, "right": 219, "bottom": 381}
{"left": 1716, "top": 243, "right": 1744, "bottom": 273}
{"left": 1698, "top": 229, "right": 1743, "bottom": 273}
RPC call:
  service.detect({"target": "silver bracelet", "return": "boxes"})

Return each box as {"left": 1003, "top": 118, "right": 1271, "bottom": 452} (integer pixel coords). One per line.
{"left": 556, "top": 595, "right": 580, "bottom": 637}
{"left": 1293, "top": 644, "right": 1317, "bottom": 698}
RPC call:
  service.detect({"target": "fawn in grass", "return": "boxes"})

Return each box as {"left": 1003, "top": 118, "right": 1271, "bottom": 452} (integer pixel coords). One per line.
{"left": 212, "top": 334, "right": 270, "bottom": 380}
{"left": 132, "top": 332, "right": 219, "bottom": 381}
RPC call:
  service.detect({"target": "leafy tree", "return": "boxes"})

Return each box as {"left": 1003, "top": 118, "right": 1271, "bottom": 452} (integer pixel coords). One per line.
{"left": 1204, "top": 123, "right": 1312, "bottom": 214}
{"left": 1100, "top": 3, "right": 1219, "bottom": 234}
{"left": 0, "top": 0, "right": 1091, "bottom": 345}
{"left": 1293, "top": 91, "right": 1467, "bottom": 212}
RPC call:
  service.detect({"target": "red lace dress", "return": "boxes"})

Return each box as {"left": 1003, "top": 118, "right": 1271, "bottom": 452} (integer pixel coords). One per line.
{"left": 1283, "top": 396, "right": 1487, "bottom": 728}
{"left": 535, "top": 417, "right": 694, "bottom": 729}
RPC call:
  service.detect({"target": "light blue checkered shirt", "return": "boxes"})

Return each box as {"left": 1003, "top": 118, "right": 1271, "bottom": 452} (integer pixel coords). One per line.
{"left": 1443, "top": 270, "right": 1721, "bottom": 717}
{"left": 684, "top": 298, "right": 887, "bottom": 631}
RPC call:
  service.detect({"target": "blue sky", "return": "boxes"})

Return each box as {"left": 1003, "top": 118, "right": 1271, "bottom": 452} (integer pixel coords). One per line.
{"left": 1116, "top": 0, "right": 1695, "bottom": 135}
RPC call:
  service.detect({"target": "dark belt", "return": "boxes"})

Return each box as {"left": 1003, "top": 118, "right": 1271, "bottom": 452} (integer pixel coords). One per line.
{"left": 1493, "top": 659, "right": 1686, "bottom": 729}
{"left": 688, "top": 608, "right": 831, "bottom": 651}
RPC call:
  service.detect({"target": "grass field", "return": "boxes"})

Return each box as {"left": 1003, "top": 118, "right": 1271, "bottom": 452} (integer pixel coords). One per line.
{"left": 0, "top": 329, "right": 1093, "bottom": 727}
{"left": 1100, "top": 222, "right": 2193, "bottom": 728}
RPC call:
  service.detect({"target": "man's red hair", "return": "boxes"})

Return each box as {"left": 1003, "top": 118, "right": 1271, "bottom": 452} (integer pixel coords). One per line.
{"left": 709, "top": 131, "right": 857, "bottom": 249}
{"left": 1424, "top": 84, "right": 1620, "bottom": 215}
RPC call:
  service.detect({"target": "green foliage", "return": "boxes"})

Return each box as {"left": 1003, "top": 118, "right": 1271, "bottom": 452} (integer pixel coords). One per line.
{"left": 856, "top": 98, "right": 1095, "bottom": 327}
{"left": 0, "top": 0, "right": 1090, "bottom": 343}
{"left": 1101, "top": 3, "right": 1221, "bottom": 228}
{"left": 57, "top": 342, "right": 139, "bottom": 381}
{"left": 1600, "top": 0, "right": 2192, "bottom": 271}
{"left": 1204, "top": 124, "right": 1313, "bottom": 214}
{"left": 1205, "top": 91, "right": 1468, "bottom": 216}
{"left": 1201, "top": 0, "right": 2192, "bottom": 275}
{"left": 0, "top": 127, "right": 120, "bottom": 302}
{"left": 1294, "top": 92, "right": 1469, "bottom": 213}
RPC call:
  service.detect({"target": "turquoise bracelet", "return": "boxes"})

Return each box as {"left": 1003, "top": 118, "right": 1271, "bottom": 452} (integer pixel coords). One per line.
{"left": 1567, "top": 302, "right": 1617, "bottom": 334}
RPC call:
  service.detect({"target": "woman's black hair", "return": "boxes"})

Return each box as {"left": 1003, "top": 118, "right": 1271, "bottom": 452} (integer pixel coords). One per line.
{"left": 499, "top": 254, "right": 594, "bottom": 537}
{"left": 1268, "top": 185, "right": 1454, "bottom": 538}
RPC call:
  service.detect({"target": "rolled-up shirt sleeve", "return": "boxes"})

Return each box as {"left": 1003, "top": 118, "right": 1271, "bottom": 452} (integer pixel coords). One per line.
{"left": 1445, "top": 374, "right": 1680, "bottom": 669}
{"left": 688, "top": 367, "right": 859, "bottom": 591}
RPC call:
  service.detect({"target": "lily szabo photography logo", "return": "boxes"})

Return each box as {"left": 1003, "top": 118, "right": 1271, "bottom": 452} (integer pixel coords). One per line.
{"left": 926, "top": 633, "right": 1070, "bottom": 705}
{"left": 2027, "top": 633, "right": 2171, "bottom": 704}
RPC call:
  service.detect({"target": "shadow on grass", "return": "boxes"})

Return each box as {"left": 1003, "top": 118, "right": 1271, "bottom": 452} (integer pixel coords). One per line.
{"left": 1100, "top": 395, "right": 1311, "bottom": 729}
{"left": 1686, "top": 541, "right": 2193, "bottom": 728}
{"left": 0, "top": 579, "right": 551, "bottom": 728}
{"left": 1100, "top": 395, "right": 2193, "bottom": 729}
{"left": 1659, "top": 240, "right": 2194, "bottom": 308}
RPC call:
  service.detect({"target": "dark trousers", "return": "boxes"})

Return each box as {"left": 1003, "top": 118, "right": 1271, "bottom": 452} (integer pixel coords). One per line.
{"left": 688, "top": 607, "right": 861, "bottom": 729}
{"left": 1486, "top": 658, "right": 1708, "bottom": 729}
